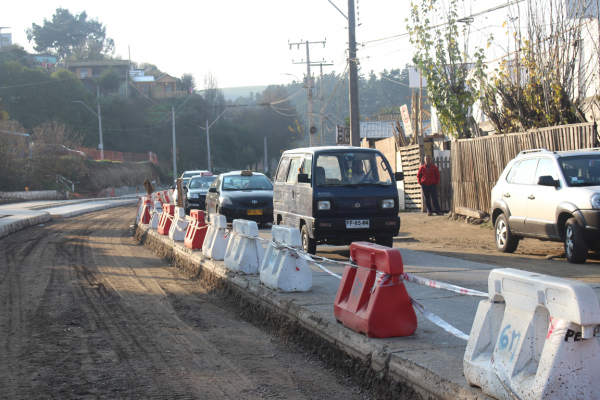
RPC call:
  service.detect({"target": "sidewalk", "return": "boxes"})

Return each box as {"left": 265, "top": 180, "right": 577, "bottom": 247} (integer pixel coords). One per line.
{"left": 0, "top": 197, "right": 139, "bottom": 238}
{"left": 136, "top": 222, "right": 501, "bottom": 399}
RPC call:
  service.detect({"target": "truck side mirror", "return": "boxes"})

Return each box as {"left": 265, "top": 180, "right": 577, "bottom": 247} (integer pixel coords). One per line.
{"left": 395, "top": 172, "right": 404, "bottom": 181}
{"left": 297, "top": 173, "right": 310, "bottom": 183}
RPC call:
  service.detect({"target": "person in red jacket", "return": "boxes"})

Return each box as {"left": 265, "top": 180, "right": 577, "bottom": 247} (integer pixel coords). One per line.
{"left": 417, "top": 155, "right": 443, "bottom": 216}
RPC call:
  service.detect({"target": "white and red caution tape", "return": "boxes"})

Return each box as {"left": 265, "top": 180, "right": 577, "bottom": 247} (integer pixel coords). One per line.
{"left": 409, "top": 296, "right": 470, "bottom": 341}
{"left": 401, "top": 272, "right": 488, "bottom": 298}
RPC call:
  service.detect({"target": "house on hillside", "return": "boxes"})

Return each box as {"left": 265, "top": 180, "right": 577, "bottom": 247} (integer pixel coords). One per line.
{"left": 130, "top": 70, "right": 155, "bottom": 96}
{"left": 66, "top": 60, "right": 130, "bottom": 97}
{"left": 155, "top": 73, "right": 186, "bottom": 98}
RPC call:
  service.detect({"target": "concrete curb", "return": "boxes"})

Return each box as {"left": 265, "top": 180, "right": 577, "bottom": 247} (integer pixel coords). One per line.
{"left": 0, "top": 210, "right": 51, "bottom": 239}
{"left": 49, "top": 199, "right": 139, "bottom": 218}
{"left": 135, "top": 223, "right": 493, "bottom": 400}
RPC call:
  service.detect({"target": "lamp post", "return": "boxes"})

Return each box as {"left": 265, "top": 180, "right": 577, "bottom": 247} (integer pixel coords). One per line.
{"left": 72, "top": 101, "right": 103, "bottom": 160}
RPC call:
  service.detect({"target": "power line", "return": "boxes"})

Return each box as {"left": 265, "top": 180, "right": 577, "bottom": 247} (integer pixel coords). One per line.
{"left": 0, "top": 76, "right": 80, "bottom": 90}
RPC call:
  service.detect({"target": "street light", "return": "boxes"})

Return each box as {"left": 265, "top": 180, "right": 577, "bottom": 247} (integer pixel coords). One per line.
{"left": 72, "top": 101, "right": 103, "bottom": 160}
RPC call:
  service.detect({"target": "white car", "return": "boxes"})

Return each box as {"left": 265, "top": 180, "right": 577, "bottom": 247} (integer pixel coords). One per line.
{"left": 491, "top": 148, "right": 600, "bottom": 263}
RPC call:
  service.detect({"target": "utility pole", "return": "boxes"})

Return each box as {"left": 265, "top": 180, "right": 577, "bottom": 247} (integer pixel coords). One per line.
{"left": 289, "top": 39, "right": 327, "bottom": 147}
{"left": 316, "top": 62, "right": 333, "bottom": 145}
{"left": 172, "top": 105, "right": 177, "bottom": 182}
{"left": 97, "top": 103, "right": 104, "bottom": 161}
{"left": 206, "top": 120, "right": 211, "bottom": 172}
{"left": 348, "top": 0, "right": 360, "bottom": 146}
{"left": 263, "top": 137, "right": 268, "bottom": 174}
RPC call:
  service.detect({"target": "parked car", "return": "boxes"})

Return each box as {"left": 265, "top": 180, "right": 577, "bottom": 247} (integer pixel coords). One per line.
{"left": 172, "top": 170, "right": 210, "bottom": 205}
{"left": 491, "top": 148, "right": 600, "bottom": 263}
{"left": 205, "top": 170, "right": 273, "bottom": 224}
{"left": 273, "top": 146, "right": 403, "bottom": 254}
{"left": 184, "top": 172, "right": 216, "bottom": 214}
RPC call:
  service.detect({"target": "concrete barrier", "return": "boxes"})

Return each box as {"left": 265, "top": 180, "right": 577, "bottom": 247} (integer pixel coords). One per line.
{"left": 150, "top": 201, "right": 163, "bottom": 229}
{"left": 168, "top": 207, "right": 188, "bottom": 241}
{"left": 259, "top": 225, "right": 312, "bottom": 292}
{"left": 224, "top": 219, "right": 264, "bottom": 274}
{"left": 464, "top": 268, "right": 600, "bottom": 399}
{"left": 202, "top": 214, "right": 229, "bottom": 260}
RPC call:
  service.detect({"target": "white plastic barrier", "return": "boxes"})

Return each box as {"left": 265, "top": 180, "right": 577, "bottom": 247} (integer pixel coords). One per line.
{"left": 150, "top": 201, "right": 163, "bottom": 229}
{"left": 259, "top": 225, "right": 312, "bottom": 292}
{"left": 224, "top": 219, "right": 265, "bottom": 274}
{"left": 202, "top": 214, "right": 229, "bottom": 260}
{"left": 168, "top": 207, "right": 189, "bottom": 241}
{"left": 464, "top": 268, "right": 600, "bottom": 400}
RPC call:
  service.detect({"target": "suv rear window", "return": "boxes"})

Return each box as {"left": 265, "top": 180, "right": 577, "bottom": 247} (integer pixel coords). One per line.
{"left": 560, "top": 155, "right": 600, "bottom": 186}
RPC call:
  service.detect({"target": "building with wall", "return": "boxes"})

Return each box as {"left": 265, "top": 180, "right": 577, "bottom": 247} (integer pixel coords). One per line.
{"left": 66, "top": 60, "right": 130, "bottom": 97}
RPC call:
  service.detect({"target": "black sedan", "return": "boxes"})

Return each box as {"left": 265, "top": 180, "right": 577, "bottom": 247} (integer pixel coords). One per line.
{"left": 205, "top": 171, "right": 273, "bottom": 224}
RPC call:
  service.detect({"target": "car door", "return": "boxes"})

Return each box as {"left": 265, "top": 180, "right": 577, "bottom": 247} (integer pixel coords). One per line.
{"left": 284, "top": 157, "right": 303, "bottom": 227}
{"left": 525, "top": 158, "right": 560, "bottom": 238}
{"left": 206, "top": 175, "right": 221, "bottom": 216}
{"left": 296, "top": 154, "right": 313, "bottom": 219}
{"left": 273, "top": 156, "right": 290, "bottom": 209}
{"left": 505, "top": 158, "right": 538, "bottom": 234}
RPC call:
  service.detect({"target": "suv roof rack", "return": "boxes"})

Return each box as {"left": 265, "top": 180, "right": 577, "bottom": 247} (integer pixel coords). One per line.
{"left": 518, "top": 148, "right": 550, "bottom": 156}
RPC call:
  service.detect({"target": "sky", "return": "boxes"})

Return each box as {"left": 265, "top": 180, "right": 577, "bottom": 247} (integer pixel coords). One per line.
{"left": 3, "top": 0, "right": 516, "bottom": 89}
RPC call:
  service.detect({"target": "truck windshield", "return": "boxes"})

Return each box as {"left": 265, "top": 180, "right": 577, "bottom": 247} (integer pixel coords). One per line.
{"left": 315, "top": 152, "right": 394, "bottom": 187}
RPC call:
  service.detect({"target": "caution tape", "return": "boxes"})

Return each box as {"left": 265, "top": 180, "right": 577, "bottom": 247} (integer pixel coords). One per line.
{"left": 409, "top": 296, "right": 470, "bottom": 341}
{"left": 401, "top": 272, "right": 488, "bottom": 298}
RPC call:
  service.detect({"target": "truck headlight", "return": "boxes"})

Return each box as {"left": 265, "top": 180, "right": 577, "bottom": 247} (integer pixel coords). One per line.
{"left": 591, "top": 193, "right": 600, "bottom": 209}
{"left": 189, "top": 193, "right": 199, "bottom": 199}
{"left": 219, "top": 197, "right": 233, "bottom": 206}
{"left": 317, "top": 200, "right": 330, "bottom": 210}
{"left": 381, "top": 199, "right": 395, "bottom": 209}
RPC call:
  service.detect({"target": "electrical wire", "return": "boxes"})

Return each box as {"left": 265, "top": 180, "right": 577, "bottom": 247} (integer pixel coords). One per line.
{"left": 0, "top": 76, "right": 81, "bottom": 90}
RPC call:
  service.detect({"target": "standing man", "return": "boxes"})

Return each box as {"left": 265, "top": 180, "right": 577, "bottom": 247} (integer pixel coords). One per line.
{"left": 417, "top": 155, "right": 443, "bottom": 216}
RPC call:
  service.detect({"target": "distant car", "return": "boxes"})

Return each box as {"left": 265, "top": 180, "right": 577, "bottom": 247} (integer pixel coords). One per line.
{"left": 172, "top": 170, "right": 210, "bottom": 205}
{"left": 184, "top": 172, "right": 216, "bottom": 214}
{"left": 205, "top": 170, "right": 273, "bottom": 224}
{"left": 491, "top": 148, "right": 600, "bottom": 263}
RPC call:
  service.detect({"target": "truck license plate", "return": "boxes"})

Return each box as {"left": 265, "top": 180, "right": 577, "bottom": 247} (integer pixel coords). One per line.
{"left": 247, "top": 209, "right": 263, "bottom": 215}
{"left": 346, "top": 219, "right": 369, "bottom": 228}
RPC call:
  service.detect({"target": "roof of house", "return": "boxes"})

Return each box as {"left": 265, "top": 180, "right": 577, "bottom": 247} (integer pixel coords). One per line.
{"left": 67, "top": 60, "right": 130, "bottom": 67}
{"left": 132, "top": 76, "right": 155, "bottom": 83}
{"left": 155, "top": 73, "right": 177, "bottom": 82}
{"left": 359, "top": 121, "right": 395, "bottom": 139}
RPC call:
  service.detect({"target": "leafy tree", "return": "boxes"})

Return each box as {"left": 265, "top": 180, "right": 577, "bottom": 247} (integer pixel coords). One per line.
{"left": 95, "top": 68, "right": 121, "bottom": 95}
{"left": 0, "top": 44, "right": 31, "bottom": 66}
{"left": 178, "top": 73, "right": 196, "bottom": 92}
{"left": 138, "top": 62, "right": 164, "bottom": 79}
{"left": 407, "top": 0, "right": 489, "bottom": 138}
{"left": 0, "top": 99, "right": 8, "bottom": 121}
{"left": 26, "top": 8, "right": 114, "bottom": 61}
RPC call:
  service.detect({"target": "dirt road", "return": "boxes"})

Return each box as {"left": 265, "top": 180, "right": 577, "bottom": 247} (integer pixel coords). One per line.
{"left": 0, "top": 206, "right": 367, "bottom": 400}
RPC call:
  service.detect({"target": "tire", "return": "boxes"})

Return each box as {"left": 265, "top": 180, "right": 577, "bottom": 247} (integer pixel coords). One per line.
{"left": 375, "top": 236, "right": 394, "bottom": 248}
{"left": 564, "top": 218, "right": 588, "bottom": 264}
{"left": 301, "top": 224, "right": 317, "bottom": 255}
{"left": 495, "top": 214, "right": 519, "bottom": 253}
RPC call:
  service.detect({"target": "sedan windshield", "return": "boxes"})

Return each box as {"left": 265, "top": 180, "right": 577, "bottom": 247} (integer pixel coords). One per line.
{"left": 315, "top": 151, "right": 394, "bottom": 187}
{"left": 188, "top": 176, "right": 216, "bottom": 189}
{"left": 560, "top": 155, "right": 600, "bottom": 186}
{"left": 222, "top": 175, "right": 273, "bottom": 190}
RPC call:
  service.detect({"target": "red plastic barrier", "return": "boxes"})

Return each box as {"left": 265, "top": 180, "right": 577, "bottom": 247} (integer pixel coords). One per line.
{"left": 334, "top": 242, "right": 417, "bottom": 338}
{"left": 157, "top": 204, "right": 175, "bottom": 235}
{"left": 184, "top": 210, "right": 207, "bottom": 250}
{"left": 136, "top": 195, "right": 151, "bottom": 222}
{"left": 140, "top": 198, "right": 153, "bottom": 224}
{"left": 163, "top": 190, "right": 171, "bottom": 204}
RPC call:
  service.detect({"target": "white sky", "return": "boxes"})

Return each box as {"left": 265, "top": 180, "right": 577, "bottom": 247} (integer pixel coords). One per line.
{"left": 4, "top": 0, "right": 515, "bottom": 89}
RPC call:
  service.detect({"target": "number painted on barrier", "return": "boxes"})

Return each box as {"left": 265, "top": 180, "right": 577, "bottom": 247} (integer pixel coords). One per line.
{"left": 267, "top": 251, "right": 277, "bottom": 270}
{"left": 498, "top": 324, "right": 521, "bottom": 362}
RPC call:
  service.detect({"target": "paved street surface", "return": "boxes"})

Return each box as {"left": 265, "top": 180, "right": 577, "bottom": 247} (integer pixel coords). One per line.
{"left": 0, "top": 207, "right": 367, "bottom": 400}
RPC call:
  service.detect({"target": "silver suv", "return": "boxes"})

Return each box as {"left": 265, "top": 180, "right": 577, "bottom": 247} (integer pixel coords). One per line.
{"left": 491, "top": 148, "right": 600, "bottom": 263}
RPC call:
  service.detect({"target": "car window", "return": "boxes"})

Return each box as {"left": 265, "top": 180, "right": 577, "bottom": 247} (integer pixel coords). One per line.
{"left": 506, "top": 161, "right": 520, "bottom": 183}
{"left": 315, "top": 155, "right": 342, "bottom": 186}
{"left": 300, "top": 156, "right": 312, "bottom": 181}
{"left": 560, "top": 155, "right": 600, "bottom": 186}
{"left": 222, "top": 175, "right": 273, "bottom": 190}
{"left": 535, "top": 159, "right": 559, "bottom": 184}
{"left": 512, "top": 158, "right": 538, "bottom": 185}
{"left": 276, "top": 157, "right": 290, "bottom": 183}
{"left": 286, "top": 158, "right": 302, "bottom": 184}
{"left": 188, "top": 176, "right": 216, "bottom": 189}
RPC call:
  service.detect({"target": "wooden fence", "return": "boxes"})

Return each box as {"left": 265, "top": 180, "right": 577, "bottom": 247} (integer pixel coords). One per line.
{"left": 399, "top": 144, "right": 423, "bottom": 210}
{"left": 451, "top": 122, "right": 598, "bottom": 213}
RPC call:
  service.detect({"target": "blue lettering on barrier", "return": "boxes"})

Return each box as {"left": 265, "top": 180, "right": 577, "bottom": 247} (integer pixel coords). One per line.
{"left": 352, "top": 278, "right": 363, "bottom": 296}
{"left": 498, "top": 324, "right": 521, "bottom": 362}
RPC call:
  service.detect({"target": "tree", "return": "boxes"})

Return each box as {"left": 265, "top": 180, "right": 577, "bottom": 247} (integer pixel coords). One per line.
{"left": 407, "top": 0, "right": 489, "bottom": 138}
{"left": 0, "top": 44, "right": 31, "bottom": 66}
{"left": 95, "top": 68, "right": 121, "bottom": 95}
{"left": 178, "top": 73, "right": 196, "bottom": 92}
{"left": 26, "top": 8, "right": 114, "bottom": 61}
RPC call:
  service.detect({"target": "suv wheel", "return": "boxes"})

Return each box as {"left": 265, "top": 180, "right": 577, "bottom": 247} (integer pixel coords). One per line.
{"left": 301, "top": 225, "right": 317, "bottom": 255}
{"left": 495, "top": 214, "right": 519, "bottom": 253}
{"left": 564, "top": 218, "right": 588, "bottom": 263}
